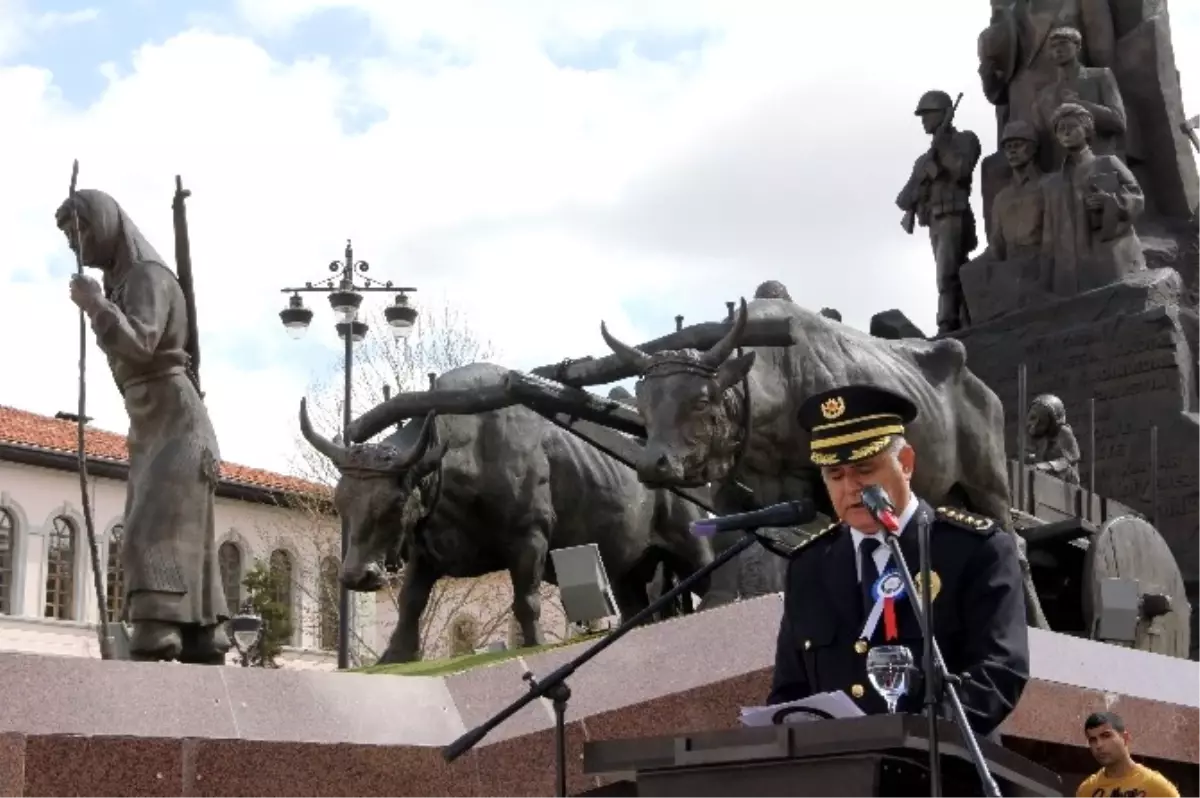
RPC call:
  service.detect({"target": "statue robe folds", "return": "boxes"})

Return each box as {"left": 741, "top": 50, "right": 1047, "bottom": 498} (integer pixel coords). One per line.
{"left": 1040, "top": 151, "right": 1146, "bottom": 296}
{"left": 71, "top": 189, "right": 229, "bottom": 629}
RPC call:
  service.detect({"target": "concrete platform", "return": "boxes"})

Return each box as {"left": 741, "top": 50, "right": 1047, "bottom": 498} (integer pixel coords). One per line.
{"left": 0, "top": 594, "right": 1196, "bottom": 795}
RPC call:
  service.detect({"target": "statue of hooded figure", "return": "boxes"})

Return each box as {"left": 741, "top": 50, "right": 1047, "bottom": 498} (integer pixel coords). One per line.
{"left": 58, "top": 188, "right": 231, "bottom": 664}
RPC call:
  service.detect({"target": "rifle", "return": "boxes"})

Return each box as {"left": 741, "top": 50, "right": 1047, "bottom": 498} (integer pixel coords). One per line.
{"left": 67, "top": 160, "right": 116, "bottom": 661}
{"left": 898, "top": 92, "right": 964, "bottom": 235}
{"left": 172, "top": 176, "right": 203, "bottom": 399}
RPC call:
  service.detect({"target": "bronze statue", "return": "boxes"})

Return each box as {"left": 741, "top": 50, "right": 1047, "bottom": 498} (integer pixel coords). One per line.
{"left": 1024, "top": 394, "right": 1081, "bottom": 484}
{"left": 303, "top": 362, "right": 714, "bottom": 663}
{"left": 59, "top": 189, "right": 230, "bottom": 664}
{"left": 988, "top": 120, "right": 1045, "bottom": 263}
{"left": 1033, "top": 27, "right": 1127, "bottom": 166}
{"left": 1040, "top": 103, "right": 1146, "bottom": 295}
{"left": 976, "top": 0, "right": 1116, "bottom": 140}
{"left": 895, "top": 90, "right": 982, "bottom": 334}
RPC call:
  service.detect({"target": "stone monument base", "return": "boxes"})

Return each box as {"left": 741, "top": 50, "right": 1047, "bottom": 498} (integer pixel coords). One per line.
{"left": 960, "top": 252, "right": 1051, "bottom": 325}
{"left": 0, "top": 596, "right": 1196, "bottom": 796}
{"left": 952, "top": 268, "right": 1199, "bottom": 655}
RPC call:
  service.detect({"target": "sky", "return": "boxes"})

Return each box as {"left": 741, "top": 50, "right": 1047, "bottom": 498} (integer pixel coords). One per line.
{"left": 2, "top": 0, "right": 1198, "bottom": 477}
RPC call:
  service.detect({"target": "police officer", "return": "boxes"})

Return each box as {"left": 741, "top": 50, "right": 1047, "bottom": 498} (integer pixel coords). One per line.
{"left": 768, "top": 384, "right": 1030, "bottom": 738}
{"left": 895, "top": 90, "right": 982, "bottom": 334}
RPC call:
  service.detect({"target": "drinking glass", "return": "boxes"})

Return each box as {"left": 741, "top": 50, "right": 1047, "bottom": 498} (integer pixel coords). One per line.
{"left": 865, "top": 645, "right": 914, "bottom": 714}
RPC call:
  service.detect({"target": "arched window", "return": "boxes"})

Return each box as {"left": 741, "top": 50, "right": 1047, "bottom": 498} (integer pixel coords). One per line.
{"left": 105, "top": 523, "right": 125, "bottom": 623}
{"left": 0, "top": 508, "right": 14, "bottom": 615}
{"left": 218, "top": 541, "right": 242, "bottom": 614}
{"left": 268, "top": 549, "right": 293, "bottom": 640}
{"left": 44, "top": 515, "right": 76, "bottom": 620}
{"left": 318, "top": 556, "right": 339, "bottom": 651}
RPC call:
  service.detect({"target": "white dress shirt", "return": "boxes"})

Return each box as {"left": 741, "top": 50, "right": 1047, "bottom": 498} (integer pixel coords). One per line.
{"left": 849, "top": 494, "right": 920, "bottom": 583}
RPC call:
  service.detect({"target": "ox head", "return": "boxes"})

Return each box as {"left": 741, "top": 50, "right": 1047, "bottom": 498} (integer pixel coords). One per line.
{"left": 298, "top": 398, "right": 447, "bottom": 592}
{"left": 601, "top": 298, "right": 757, "bottom": 487}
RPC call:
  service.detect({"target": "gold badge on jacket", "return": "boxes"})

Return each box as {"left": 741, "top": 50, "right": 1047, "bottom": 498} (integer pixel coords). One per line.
{"left": 913, "top": 571, "right": 941, "bottom": 602}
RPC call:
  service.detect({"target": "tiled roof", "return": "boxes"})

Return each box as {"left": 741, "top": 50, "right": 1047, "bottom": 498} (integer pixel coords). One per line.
{"left": 0, "top": 405, "right": 329, "bottom": 498}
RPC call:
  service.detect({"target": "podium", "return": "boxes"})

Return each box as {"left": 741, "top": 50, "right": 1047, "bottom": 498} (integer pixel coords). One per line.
{"left": 580, "top": 715, "right": 1062, "bottom": 797}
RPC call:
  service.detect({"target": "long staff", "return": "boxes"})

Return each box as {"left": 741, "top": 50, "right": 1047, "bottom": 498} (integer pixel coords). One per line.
{"left": 68, "top": 160, "right": 115, "bottom": 660}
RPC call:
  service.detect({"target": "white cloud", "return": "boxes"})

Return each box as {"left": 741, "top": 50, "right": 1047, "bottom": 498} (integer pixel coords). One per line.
{"left": 2, "top": 1, "right": 1197, "bottom": 476}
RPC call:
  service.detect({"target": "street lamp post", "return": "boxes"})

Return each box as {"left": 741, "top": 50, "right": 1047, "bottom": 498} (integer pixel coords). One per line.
{"left": 278, "top": 239, "right": 418, "bottom": 670}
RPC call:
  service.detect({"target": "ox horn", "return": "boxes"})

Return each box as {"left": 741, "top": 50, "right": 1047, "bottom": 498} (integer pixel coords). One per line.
{"left": 701, "top": 297, "right": 749, "bottom": 368}
{"left": 391, "top": 411, "right": 442, "bottom": 471}
{"left": 299, "top": 397, "right": 346, "bottom": 466}
{"left": 346, "top": 379, "right": 514, "bottom": 443}
{"left": 599, "top": 321, "right": 652, "bottom": 372}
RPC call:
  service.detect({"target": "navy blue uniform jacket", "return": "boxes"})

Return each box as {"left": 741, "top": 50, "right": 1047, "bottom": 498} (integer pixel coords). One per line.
{"left": 768, "top": 500, "right": 1030, "bottom": 737}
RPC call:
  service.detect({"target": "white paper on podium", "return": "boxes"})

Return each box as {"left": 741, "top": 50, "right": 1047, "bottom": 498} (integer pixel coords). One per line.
{"left": 739, "top": 691, "right": 866, "bottom": 727}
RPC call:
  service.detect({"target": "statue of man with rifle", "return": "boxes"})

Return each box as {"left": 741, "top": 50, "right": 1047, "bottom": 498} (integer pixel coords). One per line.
{"left": 58, "top": 183, "right": 230, "bottom": 664}
{"left": 895, "top": 90, "right": 982, "bottom": 335}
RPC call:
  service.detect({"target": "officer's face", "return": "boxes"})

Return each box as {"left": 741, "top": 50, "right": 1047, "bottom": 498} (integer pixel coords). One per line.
{"left": 1084, "top": 723, "right": 1130, "bottom": 767}
{"left": 920, "top": 110, "right": 944, "bottom": 135}
{"left": 821, "top": 442, "right": 915, "bottom": 533}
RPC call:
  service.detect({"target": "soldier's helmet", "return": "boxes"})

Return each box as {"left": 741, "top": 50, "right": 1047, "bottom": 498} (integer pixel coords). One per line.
{"left": 1000, "top": 120, "right": 1038, "bottom": 144}
{"left": 914, "top": 90, "right": 953, "bottom": 115}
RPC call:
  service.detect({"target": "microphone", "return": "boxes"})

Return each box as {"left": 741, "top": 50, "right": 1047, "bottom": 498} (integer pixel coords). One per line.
{"left": 860, "top": 485, "right": 901, "bottom": 533}
{"left": 689, "top": 499, "right": 819, "bottom": 537}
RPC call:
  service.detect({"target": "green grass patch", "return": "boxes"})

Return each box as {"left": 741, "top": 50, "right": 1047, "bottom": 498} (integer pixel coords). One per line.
{"left": 355, "top": 631, "right": 608, "bottom": 677}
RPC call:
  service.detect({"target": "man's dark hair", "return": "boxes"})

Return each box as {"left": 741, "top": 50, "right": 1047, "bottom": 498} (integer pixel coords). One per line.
{"left": 1084, "top": 711, "right": 1125, "bottom": 733}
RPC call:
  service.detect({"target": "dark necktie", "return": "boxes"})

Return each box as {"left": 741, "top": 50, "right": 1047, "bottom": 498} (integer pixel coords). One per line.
{"left": 859, "top": 537, "right": 882, "bottom": 621}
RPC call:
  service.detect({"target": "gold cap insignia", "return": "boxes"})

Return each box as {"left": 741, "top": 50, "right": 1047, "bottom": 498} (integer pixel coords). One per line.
{"left": 820, "top": 396, "right": 846, "bottom": 420}
{"left": 914, "top": 571, "right": 942, "bottom": 602}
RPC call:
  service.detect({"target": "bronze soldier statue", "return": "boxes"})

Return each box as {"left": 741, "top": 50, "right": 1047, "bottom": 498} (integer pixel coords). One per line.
{"left": 896, "top": 90, "right": 982, "bottom": 335}
{"left": 58, "top": 189, "right": 230, "bottom": 664}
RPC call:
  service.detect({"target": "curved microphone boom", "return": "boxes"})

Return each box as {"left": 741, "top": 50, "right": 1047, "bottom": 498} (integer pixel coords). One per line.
{"left": 688, "top": 499, "right": 818, "bottom": 537}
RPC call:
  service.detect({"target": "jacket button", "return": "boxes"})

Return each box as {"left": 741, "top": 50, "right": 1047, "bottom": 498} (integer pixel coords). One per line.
{"left": 851, "top": 684, "right": 865, "bottom": 699}
{"left": 803, "top": 639, "right": 812, "bottom": 650}
{"left": 854, "top": 640, "right": 868, "bottom": 654}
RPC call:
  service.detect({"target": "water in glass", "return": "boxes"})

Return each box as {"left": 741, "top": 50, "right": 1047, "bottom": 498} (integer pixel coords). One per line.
{"left": 866, "top": 645, "right": 913, "bottom": 714}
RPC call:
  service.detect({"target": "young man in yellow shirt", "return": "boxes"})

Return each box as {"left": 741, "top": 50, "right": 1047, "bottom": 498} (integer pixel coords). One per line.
{"left": 1075, "top": 712, "right": 1180, "bottom": 797}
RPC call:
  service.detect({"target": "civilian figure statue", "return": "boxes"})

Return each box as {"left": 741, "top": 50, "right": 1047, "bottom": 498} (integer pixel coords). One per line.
{"left": 58, "top": 188, "right": 230, "bottom": 664}
{"left": 1032, "top": 27, "right": 1127, "bottom": 167}
{"left": 1024, "top": 394, "right": 1081, "bottom": 484}
{"left": 1040, "top": 103, "right": 1146, "bottom": 296}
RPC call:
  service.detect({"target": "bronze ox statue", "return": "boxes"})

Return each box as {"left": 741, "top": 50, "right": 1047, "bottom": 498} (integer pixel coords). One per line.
{"left": 299, "top": 362, "right": 714, "bottom": 663}
{"left": 598, "top": 297, "right": 1049, "bottom": 630}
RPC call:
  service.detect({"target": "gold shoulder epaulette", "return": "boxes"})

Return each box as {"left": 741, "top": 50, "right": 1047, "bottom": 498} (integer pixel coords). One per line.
{"left": 935, "top": 506, "right": 997, "bottom": 533}
{"left": 787, "top": 521, "right": 841, "bottom": 559}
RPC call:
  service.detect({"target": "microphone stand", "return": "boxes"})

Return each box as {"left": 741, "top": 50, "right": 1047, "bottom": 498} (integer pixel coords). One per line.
{"left": 442, "top": 530, "right": 763, "bottom": 796}
{"left": 880, "top": 518, "right": 1002, "bottom": 798}
{"left": 917, "top": 509, "right": 940, "bottom": 797}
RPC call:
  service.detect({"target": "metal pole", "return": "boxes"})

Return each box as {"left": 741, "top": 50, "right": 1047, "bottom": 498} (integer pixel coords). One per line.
{"left": 1150, "top": 426, "right": 1159, "bottom": 528}
{"left": 1088, "top": 398, "right": 1096, "bottom": 522}
{"left": 339, "top": 317, "right": 353, "bottom": 670}
{"left": 1016, "top": 364, "right": 1027, "bottom": 513}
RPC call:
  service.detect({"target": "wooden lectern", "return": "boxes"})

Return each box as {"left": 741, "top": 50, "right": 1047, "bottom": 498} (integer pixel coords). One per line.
{"left": 579, "top": 715, "right": 1062, "bottom": 797}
